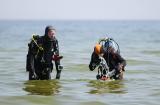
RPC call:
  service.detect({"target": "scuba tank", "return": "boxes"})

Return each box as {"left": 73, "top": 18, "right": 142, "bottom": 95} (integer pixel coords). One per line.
{"left": 98, "top": 37, "right": 120, "bottom": 54}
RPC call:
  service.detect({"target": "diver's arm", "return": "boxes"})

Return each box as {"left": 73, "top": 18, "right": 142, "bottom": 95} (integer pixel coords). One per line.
{"left": 29, "top": 54, "right": 35, "bottom": 73}
{"left": 26, "top": 41, "right": 38, "bottom": 79}
{"left": 116, "top": 54, "right": 126, "bottom": 71}
{"left": 89, "top": 52, "right": 100, "bottom": 71}
{"left": 26, "top": 41, "right": 35, "bottom": 72}
{"left": 54, "top": 39, "right": 61, "bottom": 69}
{"left": 53, "top": 39, "right": 62, "bottom": 79}
{"left": 116, "top": 53, "right": 126, "bottom": 66}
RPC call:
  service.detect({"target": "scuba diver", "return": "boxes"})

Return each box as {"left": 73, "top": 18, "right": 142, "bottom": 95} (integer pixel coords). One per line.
{"left": 26, "top": 26, "right": 63, "bottom": 80}
{"left": 89, "top": 37, "right": 126, "bottom": 80}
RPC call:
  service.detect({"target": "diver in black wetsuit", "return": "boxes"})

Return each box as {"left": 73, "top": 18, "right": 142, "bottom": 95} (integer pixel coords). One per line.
{"left": 26, "top": 26, "right": 63, "bottom": 80}
{"left": 89, "top": 37, "right": 126, "bottom": 80}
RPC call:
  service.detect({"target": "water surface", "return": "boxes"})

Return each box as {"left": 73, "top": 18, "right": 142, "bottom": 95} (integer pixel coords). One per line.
{"left": 0, "top": 20, "right": 160, "bottom": 105}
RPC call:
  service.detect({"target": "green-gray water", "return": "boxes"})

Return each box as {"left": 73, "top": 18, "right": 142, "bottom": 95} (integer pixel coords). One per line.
{"left": 0, "top": 20, "right": 160, "bottom": 105}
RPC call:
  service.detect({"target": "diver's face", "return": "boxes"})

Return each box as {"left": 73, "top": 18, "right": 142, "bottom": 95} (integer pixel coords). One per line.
{"left": 48, "top": 30, "right": 56, "bottom": 39}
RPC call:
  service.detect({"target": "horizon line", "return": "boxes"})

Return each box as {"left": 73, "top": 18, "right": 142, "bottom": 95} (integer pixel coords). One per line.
{"left": 0, "top": 19, "right": 160, "bottom": 21}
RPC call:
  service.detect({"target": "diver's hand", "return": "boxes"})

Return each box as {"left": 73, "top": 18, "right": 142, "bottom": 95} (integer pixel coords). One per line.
{"left": 89, "top": 64, "right": 96, "bottom": 71}
{"left": 116, "top": 63, "right": 123, "bottom": 72}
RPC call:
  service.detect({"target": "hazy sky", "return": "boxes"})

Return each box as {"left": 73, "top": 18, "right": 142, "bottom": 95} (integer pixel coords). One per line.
{"left": 0, "top": 0, "right": 160, "bottom": 20}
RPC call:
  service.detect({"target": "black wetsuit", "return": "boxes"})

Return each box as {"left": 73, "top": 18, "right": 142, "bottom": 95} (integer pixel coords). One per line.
{"left": 103, "top": 52, "right": 126, "bottom": 79}
{"left": 26, "top": 35, "right": 61, "bottom": 80}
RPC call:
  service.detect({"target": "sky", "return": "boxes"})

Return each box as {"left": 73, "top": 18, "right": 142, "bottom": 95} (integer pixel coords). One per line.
{"left": 0, "top": 0, "right": 160, "bottom": 20}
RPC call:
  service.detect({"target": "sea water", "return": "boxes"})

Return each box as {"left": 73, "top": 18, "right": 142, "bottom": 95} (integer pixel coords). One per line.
{"left": 0, "top": 20, "right": 160, "bottom": 105}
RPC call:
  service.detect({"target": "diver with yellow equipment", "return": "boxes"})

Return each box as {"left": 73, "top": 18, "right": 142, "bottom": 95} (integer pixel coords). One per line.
{"left": 26, "top": 26, "right": 63, "bottom": 80}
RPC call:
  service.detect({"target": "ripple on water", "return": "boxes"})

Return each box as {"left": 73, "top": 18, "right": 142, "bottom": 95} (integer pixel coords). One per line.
{"left": 142, "top": 50, "right": 160, "bottom": 57}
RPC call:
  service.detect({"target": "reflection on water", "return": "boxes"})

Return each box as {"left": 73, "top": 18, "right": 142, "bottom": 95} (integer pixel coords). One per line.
{"left": 87, "top": 80, "right": 126, "bottom": 94}
{"left": 23, "top": 80, "right": 61, "bottom": 96}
